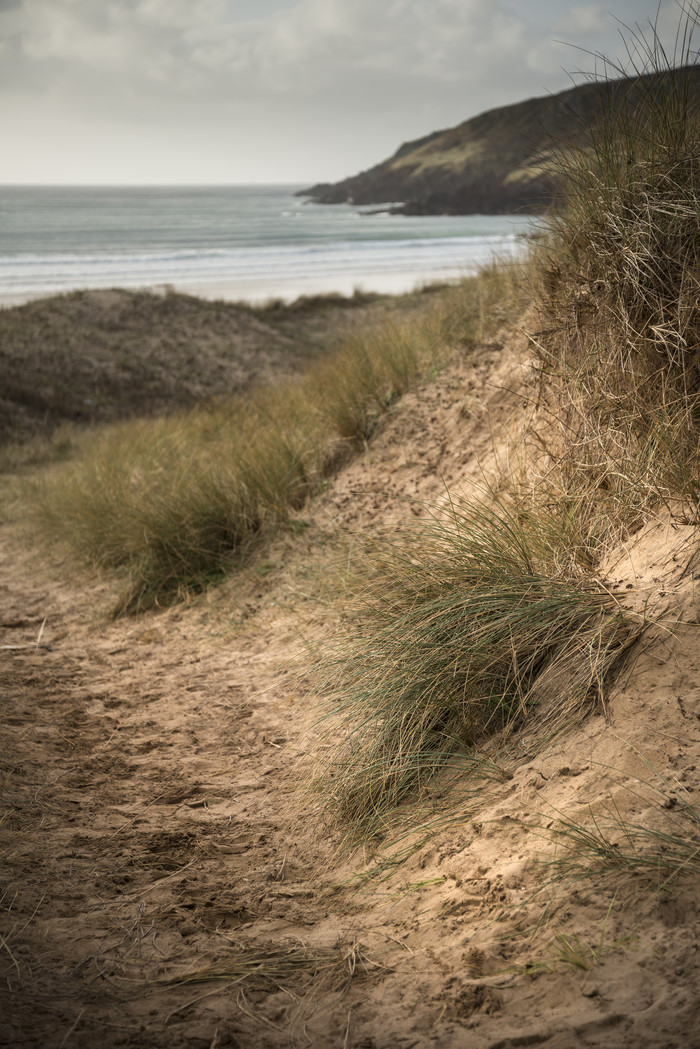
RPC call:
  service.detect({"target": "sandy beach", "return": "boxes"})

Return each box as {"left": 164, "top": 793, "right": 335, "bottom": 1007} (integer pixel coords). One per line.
{"left": 0, "top": 185, "right": 530, "bottom": 310}
{"left": 171, "top": 266, "right": 472, "bottom": 304}
{"left": 0, "top": 266, "right": 476, "bottom": 310}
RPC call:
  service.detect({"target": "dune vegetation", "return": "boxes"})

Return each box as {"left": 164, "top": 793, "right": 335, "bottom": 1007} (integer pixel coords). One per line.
{"left": 310, "top": 20, "right": 700, "bottom": 840}
{"left": 26, "top": 265, "right": 522, "bottom": 613}
{"left": 17, "top": 11, "right": 700, "bottom": 847}
{"left": 5, "top": 16, "right": 700, "bottom": 1049}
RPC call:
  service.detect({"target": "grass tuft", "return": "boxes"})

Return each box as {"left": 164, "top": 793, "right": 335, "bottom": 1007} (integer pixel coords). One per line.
{"left": 155, "top": 940, "right": 374, "bottom": 988}
{"left": 314, "top": 498, "right": 636, "bottom": 841}
{"left": 542, "top": 764, "right": 700, "bottom": 892}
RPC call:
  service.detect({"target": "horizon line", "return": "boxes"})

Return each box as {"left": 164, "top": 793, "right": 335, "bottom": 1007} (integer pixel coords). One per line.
{"left": 0, "top": 181, "right": 316, "bottom": 189}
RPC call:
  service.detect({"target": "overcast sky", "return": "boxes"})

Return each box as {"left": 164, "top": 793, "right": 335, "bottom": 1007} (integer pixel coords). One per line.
{"left": 0, "top": 0, "right": 693, "bottom": 184}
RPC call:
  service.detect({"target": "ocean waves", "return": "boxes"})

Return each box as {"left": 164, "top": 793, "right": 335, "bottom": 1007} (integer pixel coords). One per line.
{"left": 0, "top": 186, "right": 532, "bottom": 302}
{"left": 0, "top": 234, "right": 524, "bottom": 297}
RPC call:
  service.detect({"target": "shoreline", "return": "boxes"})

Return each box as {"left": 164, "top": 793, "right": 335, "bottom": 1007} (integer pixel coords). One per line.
{"left": 0, "top": 265, "right": 475, "bottom": 309}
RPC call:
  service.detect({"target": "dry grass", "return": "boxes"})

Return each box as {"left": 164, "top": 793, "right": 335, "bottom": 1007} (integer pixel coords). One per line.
{"left": 155, "top": 938, "right": 381, "bottom": 990}
{"left": 542, "top": 763, "right": 700, "bottom": 893}
{"left": 529, "top": 11, "right": 700, "bottom": 553}
{"left": 27, "top": 266, "right": 525, "bottom": 612}
{"left": 313, "top": 498, "right": 636, "bottom": 842}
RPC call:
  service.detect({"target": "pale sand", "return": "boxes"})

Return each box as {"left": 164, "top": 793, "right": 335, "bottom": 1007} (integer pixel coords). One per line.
{"left": 176, "top": 266, "right": 471, "bottom": 303}
{"left": 0, "top": 265, "right": 473, "bottom": 309}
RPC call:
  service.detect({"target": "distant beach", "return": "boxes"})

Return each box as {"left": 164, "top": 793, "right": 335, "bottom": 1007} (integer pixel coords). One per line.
{"left": 0, "top": 185, "right": 531, "bottom": 307}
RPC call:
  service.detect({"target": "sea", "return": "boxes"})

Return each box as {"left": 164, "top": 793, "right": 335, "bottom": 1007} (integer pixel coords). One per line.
{"left": 0, "top": 185, "right": 533, "bottom": 306}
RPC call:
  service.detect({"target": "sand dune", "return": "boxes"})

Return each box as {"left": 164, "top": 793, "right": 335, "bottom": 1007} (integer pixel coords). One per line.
{"left": 2, "top": 311, "right": 699, "bottom": 1047}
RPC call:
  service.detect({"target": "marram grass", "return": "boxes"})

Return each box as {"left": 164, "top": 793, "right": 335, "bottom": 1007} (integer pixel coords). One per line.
{"left": 530, "top": 11, "right": 700, "bottom": 539}
{"left": 28, "top": 267, "right": 524, "bottom": 612}
{"left": 315, "top": 499, "right": 637, "bottom": 841}
{"left": 542, "top": 761, "right": 700, "bottom": 892}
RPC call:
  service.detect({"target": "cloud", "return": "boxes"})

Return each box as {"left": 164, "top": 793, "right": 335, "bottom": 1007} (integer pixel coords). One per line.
{"left": 0, "top": 0, "right": 684, "bottom": 181}
{"left": 0, "top": 0, "right": 563, "bottom": 95}
{"left": 555, "top": 4, "right": 610, "bottom": 38}
{"left": 3, "top": 0, "right": 679, "bottom": 98}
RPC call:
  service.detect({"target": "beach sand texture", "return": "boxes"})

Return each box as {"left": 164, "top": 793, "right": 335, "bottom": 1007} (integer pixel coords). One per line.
{"left": 1, "top": 296, "right": 699, "bottom": 1048}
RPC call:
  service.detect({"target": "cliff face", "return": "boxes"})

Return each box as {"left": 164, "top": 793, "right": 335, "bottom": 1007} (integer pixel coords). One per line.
{"left": 300, "top": 67, "right": 700, "bottom": 215}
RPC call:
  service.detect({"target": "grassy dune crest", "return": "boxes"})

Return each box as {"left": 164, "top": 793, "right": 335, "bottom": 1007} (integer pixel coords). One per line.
{"left": 315, "top": 15, "right": 700, "bottom": 836}
{"left": 531, "top": 14, "right": 700, "bottom": 541}
{"left": 30, "top": 267, "right": 521, "bottom": 612}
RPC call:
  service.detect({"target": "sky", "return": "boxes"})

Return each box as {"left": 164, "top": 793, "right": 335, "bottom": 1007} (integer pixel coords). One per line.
{"left": 0, "top": 0, "right": 694, "bottom": 184}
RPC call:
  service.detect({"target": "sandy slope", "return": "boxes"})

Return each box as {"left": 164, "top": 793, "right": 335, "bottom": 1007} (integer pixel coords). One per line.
{"left": 2, "top": 328, "right": 700, "bottom": 1048}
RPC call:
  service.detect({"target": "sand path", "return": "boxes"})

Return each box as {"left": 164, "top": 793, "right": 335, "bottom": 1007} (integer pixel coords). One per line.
{"left": 3, "top": 337, "right": 700, "bottom": 1047}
